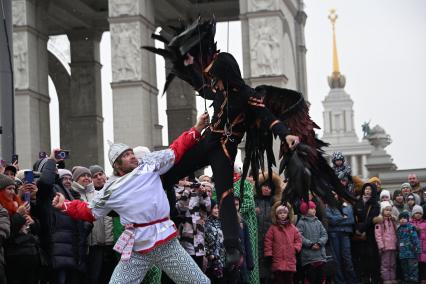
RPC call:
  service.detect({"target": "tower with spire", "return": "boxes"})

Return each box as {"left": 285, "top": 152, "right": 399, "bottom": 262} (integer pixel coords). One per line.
{"left": 321, "top": 9, "right": 374, "bottom": 178}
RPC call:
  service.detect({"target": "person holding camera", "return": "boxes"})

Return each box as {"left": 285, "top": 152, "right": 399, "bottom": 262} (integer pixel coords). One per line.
{"left": 0, "top": 173, "right": 40, "bottom": 284}
{"left": 35, "top": 150, "right": 91, "bottom": 284}
{"left": 176, "top": 177, "right": 211, "bottom": 270}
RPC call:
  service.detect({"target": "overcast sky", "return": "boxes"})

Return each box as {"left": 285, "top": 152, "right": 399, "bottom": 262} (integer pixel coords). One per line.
{"left": 49, "top": 0, "right": 426, "bottom": 174}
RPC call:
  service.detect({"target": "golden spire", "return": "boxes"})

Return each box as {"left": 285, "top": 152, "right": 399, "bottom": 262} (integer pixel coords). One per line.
{"left": 328, "top": 9, "right": 340, "bottom": 75}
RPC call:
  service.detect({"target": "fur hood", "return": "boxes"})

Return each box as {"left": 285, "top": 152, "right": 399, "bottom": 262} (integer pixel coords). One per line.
{"left": 271, "top": 201, "right": 296, "bottom": 225}
{"left": 256, "top": 171, "right": 285, "bottom": 204}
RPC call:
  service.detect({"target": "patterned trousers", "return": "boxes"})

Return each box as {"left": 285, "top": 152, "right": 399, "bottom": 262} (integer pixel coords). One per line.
{"left": 400, "top": 258, "right": 418, "bottom": 283}
{"left": 109, "top": 238, "right": 210, "bottom": 284}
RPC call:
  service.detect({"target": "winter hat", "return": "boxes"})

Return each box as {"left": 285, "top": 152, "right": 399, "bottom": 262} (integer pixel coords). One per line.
{"left": 380, "top": 190, "right": 391, "bottom": 200}
{"left": 299, "top": 201, "right": 316, "bottom": 215}
{"left": 407, "top": 193, "right": 416, "bottom": 201}
{"left": 108, "top": 142, "right": 131, "bottom": 167}
{"left": 368, "top": 177, "right": 381, "bottom": 184}
{"left": 0, "top": 174, "right": 15, "bottom": 189}
{"left": 133, "top": 146, "right": 151, "bottom": 160}
{"left": 399, "top": 211, "right": 410, "bottom": 220}
{"left": 276, "top": 205, "right": 289, "bottom": 214}
{"left": 412, "top": 205, "right": 423, "bottom": 216}
{"left": 89, "top": 165, "right": 104, "bottom": 177}
{"left": 331, "top": 151, "right": 345, "bottom": 163}
{"left": 380, "top": 201, "right": 392, "bottom": 213}
{"left": 58, "top": 169, "right": 72, "bottom": 179}
{"left": 72, "top": 166, "right": 91, "bottom": 181}
{"left": 33, "top": 157, "right": 49, "bottom": 172}
{"left": 400, "top": 183, "right": 411, "bottom": 190}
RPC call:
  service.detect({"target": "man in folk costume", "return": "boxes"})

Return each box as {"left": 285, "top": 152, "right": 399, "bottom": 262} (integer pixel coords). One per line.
{"left": 52, "top": 113, "right": 211, "bottom": 284}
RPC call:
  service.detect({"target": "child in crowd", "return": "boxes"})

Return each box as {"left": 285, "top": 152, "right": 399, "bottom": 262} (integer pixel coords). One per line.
{"left": 380, "top": 190, "right": 392, "bottom": 203}
{"left": 264, "top": 202, "right": 301, "bottom": 284}
{"left": 204, "top": 200, "right": 226, "bottom": 283}
{"left": 374, "top": 201, "right": 398, "bottom": 284}
{"left": 392, "top": 189, "right": 407, "bottom": 217}
{"left": 410, "top": 205, "right": 426, "bottom": 283}
{"left": 406, "top": 194, "right": 417, "bottom": 216}
{"left": 397, "top": 211, "right": 421, "bottom": 284}
{"left": 296, "top": 201, "right": 328, "bottom": 284}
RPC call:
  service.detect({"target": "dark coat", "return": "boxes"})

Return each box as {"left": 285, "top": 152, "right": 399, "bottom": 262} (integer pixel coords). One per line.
{"left": 35, "top": 159, "right": 92, "bottom": 270}
{"left": 0, "top": 206, "right": 9, "bottom": 266}
{"left": 5, "top": 213, "right": 39, "bottom": 258}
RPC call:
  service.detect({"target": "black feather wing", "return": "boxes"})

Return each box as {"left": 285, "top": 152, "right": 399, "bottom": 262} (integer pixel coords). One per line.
{"left": 240, "top": 85, "right": 354, "bottom": 207}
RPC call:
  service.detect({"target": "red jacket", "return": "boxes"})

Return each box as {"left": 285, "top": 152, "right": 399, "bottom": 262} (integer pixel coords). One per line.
{"left": 264, "top": 223, "right": 302, "bottom": 272}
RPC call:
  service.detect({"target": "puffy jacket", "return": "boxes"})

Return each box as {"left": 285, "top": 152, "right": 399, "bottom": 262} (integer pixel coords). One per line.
{"left": 397, "top": 223, "right": 421, "bottom": 259}
{"left": 326, "top": 203, "right": 355, "bottom": 233}
{"left": 0, "top": 206, "right": 10, "bottom": 265}
{"left": 374, "top": 216, "right": 397, "bottom": 251}
{"left": 264, "top": 223, "right": 301, "bottom": 272}
{"left": 71, "top": 182, "right": 114, "bottom": 246}
{"left": 353, "top": 183, "right": 380, "bottom": 236}
{"left": 410, "top": 219, "right": 426, "bottom": 262}
{"left": 36, "top": 159, "right": 91, "bottom": 270}
{"left": 296, "top": 215, "right": 328, "bottom": 266}
{"left": 5, "top": 213, "right": 39, "bottom": 258}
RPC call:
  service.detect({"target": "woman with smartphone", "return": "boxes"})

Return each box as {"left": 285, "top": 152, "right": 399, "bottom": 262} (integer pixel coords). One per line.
{"left": 0, "top": 174, "right": 40, "bottom": 284}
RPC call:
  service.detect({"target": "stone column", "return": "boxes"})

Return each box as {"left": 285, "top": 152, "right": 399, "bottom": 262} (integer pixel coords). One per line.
{"left": 240, "top": 0, "right": 304, "bottom": 158}
{"left": 361, "top": 154, "right": 368, "bottom": 178}
{"left": 66, "top": 30, "right": 104, "bottom": 167}
{"left": 108, "top": 0, "right": 162, "bottom": 150}
{"left": 294, "top": 1, "right": 308, "bottom": 98}
{"left": 351, "top": 155, "right": 358, "bottom": 176}
{"left": 12, "top": 0, "right": 50, "bottom": 168}
{"left": 165, "top": 70, "right": 197, "bottom": 143}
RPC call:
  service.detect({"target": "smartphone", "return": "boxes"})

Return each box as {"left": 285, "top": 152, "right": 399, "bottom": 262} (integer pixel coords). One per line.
{"left": 24, "top": 170, "right": 34, "bottom": 184}
{"left": 23, "top": 191, "right": 31, "bottom": 202}
{"left": 54, "top": 150, "right": 70, "bottom": 160}
{"left": 0, "top": 159, "right": 6, "bottom": 167}
{"left": 38, "top": 151, "right": 47, "bottom": 159}
{"left": 11, "top": 154, "right": 18, "bottom": 164}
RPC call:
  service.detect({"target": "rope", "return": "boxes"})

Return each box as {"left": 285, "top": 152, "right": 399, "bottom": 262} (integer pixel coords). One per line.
{"left": 195, "top": 1, "right": 207, "bottom": 112}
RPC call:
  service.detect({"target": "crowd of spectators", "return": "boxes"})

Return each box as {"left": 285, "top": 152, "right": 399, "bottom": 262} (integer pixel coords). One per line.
{"left": 0, "top": 150, "right": 425, "bottom": 284}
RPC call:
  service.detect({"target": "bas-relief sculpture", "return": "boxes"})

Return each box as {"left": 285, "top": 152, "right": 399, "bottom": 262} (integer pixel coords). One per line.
{"left": 111, "top": 23, "right": 142, "bottom": 82}
{"left": 249, "top": 0, "right": 276, "bottom": 12}
{"left": 12, "top": 0, "right": 25, "bottom": 26}
{"left": 109, "top": 0, "right": 137, "bottom": 17}
{"left": 13, "top": 32, "right": 28, "bottom": 89}
{"left": 249, "top": 18, "right": 281, "bottom": 76}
